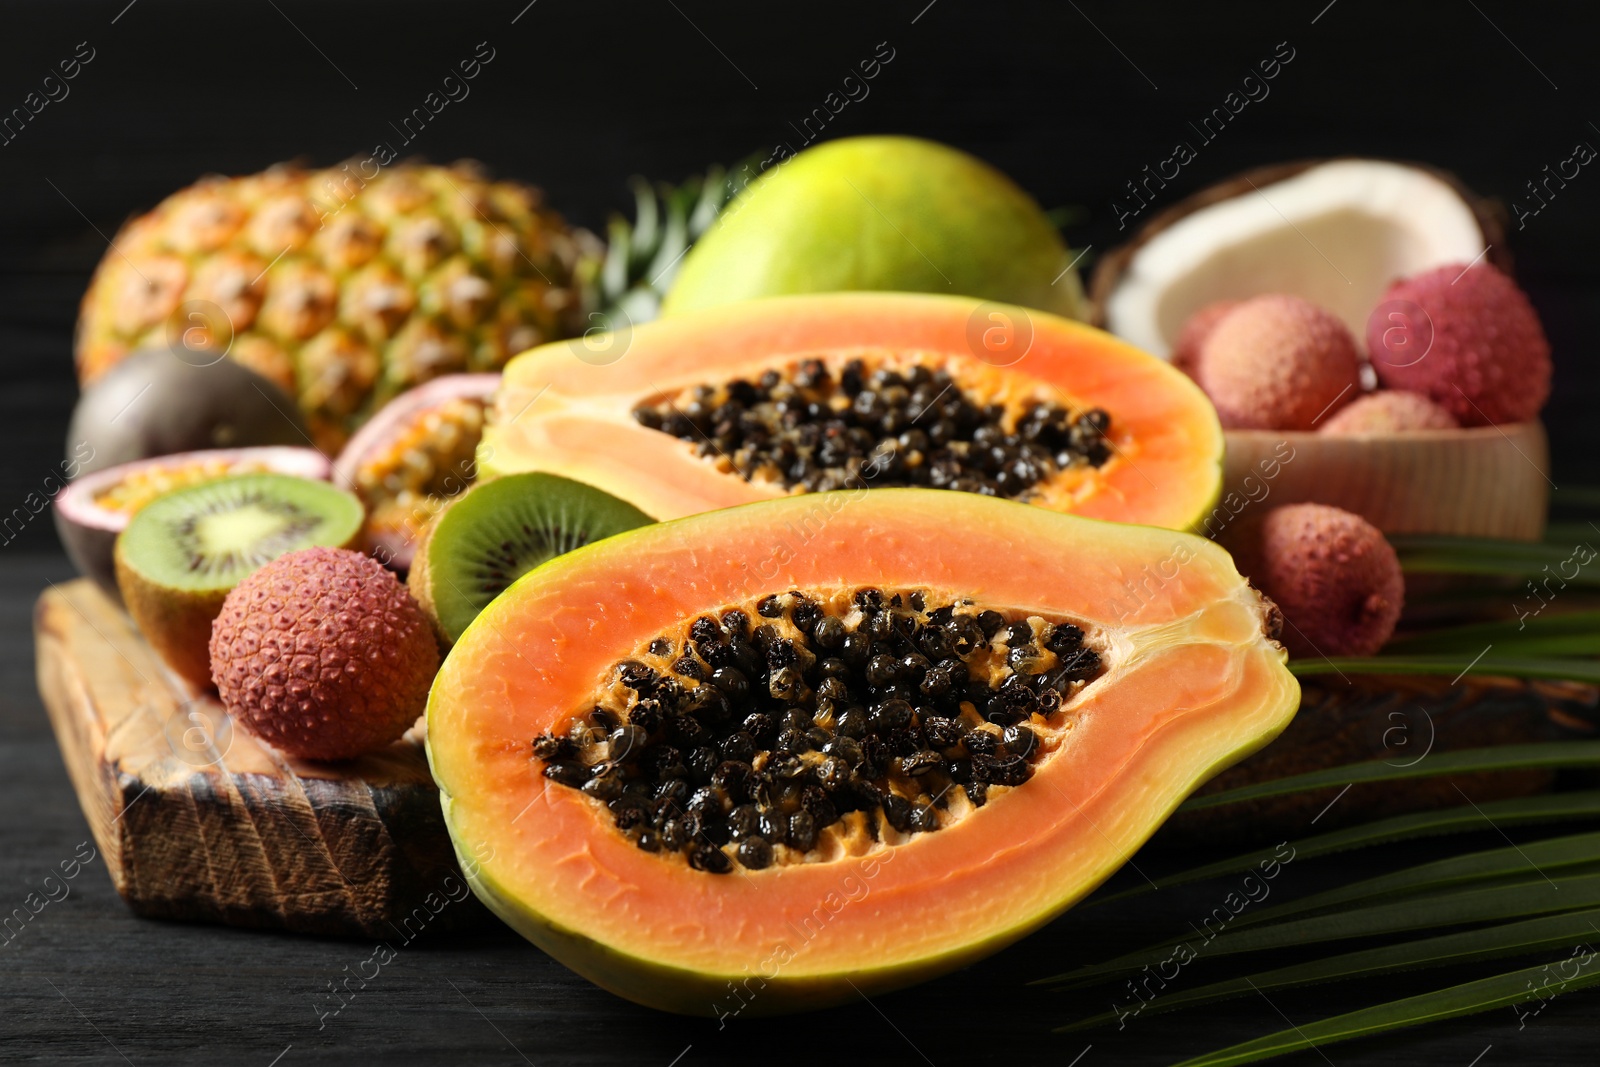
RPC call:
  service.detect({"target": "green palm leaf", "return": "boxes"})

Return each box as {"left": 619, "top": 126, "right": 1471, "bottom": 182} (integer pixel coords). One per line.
{"left": 1551, "top": 486, "right": 1600, "bottom": 510}
{"left": 1289, "top": 654, "right": 1600, "bottom": 682}
{"left": 1168, "top": 953, "right": 1600, "bottom": 1066}
{"left": 1223, "top": 831, "right": 1600, "bottom": 932}
{"left": 1385, "top": 610, "right": 1600, "bottom": 656}
{"left": 1181, "top": 740, "right": 1600, "bottom": 813}
{"left": 1091, "top": 791, "right": 1600, "bottom": 907}
{"left": 1391, "top": 534, "right": 1600, "bottom": 582}
{"left": 1056, "top": 908, "right": 1600, "bottom": 1034}
{"left": 1043, "top": 869, "right": 1600, "bottom": 989}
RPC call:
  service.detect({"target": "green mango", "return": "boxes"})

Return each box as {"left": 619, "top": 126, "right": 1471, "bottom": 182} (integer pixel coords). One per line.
{"left": 662, "top": 136, "right": 1085, "bottom": 320}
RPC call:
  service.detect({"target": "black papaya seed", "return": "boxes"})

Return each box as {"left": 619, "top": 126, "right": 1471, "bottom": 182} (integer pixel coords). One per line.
{"left": 543, "top": 590, "right": 1108, "bottom": 872}
{"left": 688, "top": 843, "right": 732, "bottom": 874}
{"left": 737, "top": 837, "right": 774, "bottom": 870}
{"left": 973, "top": 753, "right": 1032, "bottom": 787}
{"left": 787, "top": 812, "right": 818, "bottom": 851}
{"left": 882, "top": 795, "right": 915, "bottom": 833}
{"left": 543, "top": 761, "right": 589, "bottom": 788}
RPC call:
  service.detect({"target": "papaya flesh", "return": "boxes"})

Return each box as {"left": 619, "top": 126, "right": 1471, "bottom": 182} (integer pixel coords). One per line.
{"left": 427, "top": 490, "right": 1297, "bottom": 1014}
{"left": 480, "top": 292, "right": 1223, "bottom": 533}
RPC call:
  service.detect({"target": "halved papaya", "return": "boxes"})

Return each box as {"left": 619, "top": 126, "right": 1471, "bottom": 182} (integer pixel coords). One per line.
{"left": 480, "top": 292, "right": 1222, "bottom": 531}
{"left": 426, "top": 490, "right": 1297, "bottom": 1014}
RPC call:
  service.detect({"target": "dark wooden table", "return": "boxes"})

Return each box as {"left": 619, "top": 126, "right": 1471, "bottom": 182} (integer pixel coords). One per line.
{"left": 3, "top": 553, "right": 1595, "bottom": 1066}
{"left": 5, "top": 1, "right": 1600, "bottom": 1061}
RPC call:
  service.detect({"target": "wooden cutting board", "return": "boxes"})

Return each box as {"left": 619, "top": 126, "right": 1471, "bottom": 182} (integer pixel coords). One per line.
{"left": 33, "top": 578, "right": 488, "bottom": 938}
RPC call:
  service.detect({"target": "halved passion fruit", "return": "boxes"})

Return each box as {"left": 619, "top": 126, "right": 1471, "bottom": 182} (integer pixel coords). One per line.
{"left": 332, "top": 374, "right": 499, "bottom": 569}
{"left": 479, "top": 292, "right": 1222, "bottom": 531}
{"left": 53, "top": 445, "right": 330, "bottom": 601}
{"left": 427, "top": 490, "right": 1297, "bottom": 1014}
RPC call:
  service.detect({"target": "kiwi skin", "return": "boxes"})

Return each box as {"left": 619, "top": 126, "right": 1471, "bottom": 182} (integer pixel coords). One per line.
{"left": 115, "top": 538, "right": 231, "bottom": 690}
{"left": 405, "top": 495, "right": 457, "bottom": 649}
{"left": 113, "top": 475, "right": 364, "bottom": 692}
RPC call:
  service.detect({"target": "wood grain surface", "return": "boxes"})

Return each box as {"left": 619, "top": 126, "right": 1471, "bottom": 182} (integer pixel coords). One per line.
{"left": 33, "top": 578, "right": 485, "bottom": 937}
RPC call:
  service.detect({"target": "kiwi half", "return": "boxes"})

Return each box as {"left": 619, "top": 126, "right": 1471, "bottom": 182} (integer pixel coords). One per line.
{"left": 409, "top": 473, "right": 653, "bottom": 645}
{"left": 114, "top": 472, "right": 365, "bottom": 689}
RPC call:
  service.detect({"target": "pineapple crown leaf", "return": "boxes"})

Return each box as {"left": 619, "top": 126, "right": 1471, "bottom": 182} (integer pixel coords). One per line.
{"left": 582, "top": 153, "right": 765, "bottom": 324}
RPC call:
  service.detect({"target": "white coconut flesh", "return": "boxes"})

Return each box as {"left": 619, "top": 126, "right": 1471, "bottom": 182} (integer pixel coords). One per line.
{"left": 1104, "top": 159, "right": 1488, "bottom": 358}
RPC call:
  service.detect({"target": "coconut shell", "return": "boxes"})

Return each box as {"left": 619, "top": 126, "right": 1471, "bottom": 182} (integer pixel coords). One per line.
{"left": 1093, "top": 159, "right": 1536, "bottom": 542}
{"left": 1087, "top": 157, "right": 1512, "bottom": 328}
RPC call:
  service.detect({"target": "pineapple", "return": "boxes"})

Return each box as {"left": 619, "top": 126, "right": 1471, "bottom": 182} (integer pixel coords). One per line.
{"left": 75, "top": 161, "right": 592, "bottom": 453}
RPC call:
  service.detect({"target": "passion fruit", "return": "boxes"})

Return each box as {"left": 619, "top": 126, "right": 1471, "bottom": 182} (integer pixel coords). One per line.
{"left": 332, "top": 374, "right": 499, "bottom": 569}
{"left": 65, "top": 348, "right": 310, "bottom": 477}
{"left": 53, "top": 446, "right": 331, "bottom": 602}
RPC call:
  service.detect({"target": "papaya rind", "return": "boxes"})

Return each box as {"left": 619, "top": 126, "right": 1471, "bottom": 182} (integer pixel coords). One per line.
{"left": 427, "top": 490, "right": 1295, "bottom": 1015}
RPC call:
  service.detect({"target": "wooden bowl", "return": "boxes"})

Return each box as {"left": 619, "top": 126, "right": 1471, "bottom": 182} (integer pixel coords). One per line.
{"left": 1218, "top": 421, "right": 1549, "bottom": 541}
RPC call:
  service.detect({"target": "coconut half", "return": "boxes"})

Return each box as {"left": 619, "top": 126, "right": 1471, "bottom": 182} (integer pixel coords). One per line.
{"left": 1094, "top": 159, "right": 1506, "bottom": 358}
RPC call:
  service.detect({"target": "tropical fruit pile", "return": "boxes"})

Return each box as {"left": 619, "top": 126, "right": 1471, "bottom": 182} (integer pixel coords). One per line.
{"left": 51, "top": 136, "right": 1570, "bottom": 1035}
{"left": 1098, "top": 157, "right": 1556, "bottom": 544}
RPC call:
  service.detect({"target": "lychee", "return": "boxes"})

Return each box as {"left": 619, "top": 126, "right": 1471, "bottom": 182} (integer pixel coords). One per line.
{"left": 1318, "top": 390, "right": 1460, "bottom": 435}
{"left": 1171, "top": 299, "right": 1239, "bottom": 376}
{"left": 1367, "top": 262, "right": 1550, "bottom": 426}
{"left": 209, "top": 546, "right": 440, "bottom": 760}
{"left": 1193, "top": 294, "right": 1362, "bottom": 431}
{"left": 1224, "top": 503, "right": 1404, "bottom": 658}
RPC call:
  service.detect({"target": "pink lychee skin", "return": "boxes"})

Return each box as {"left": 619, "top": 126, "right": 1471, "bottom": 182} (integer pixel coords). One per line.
{"left": 1318, "top": 390, "right": 1460, "bottom": 435}
{"left": 1230, "top": 503, "right": 1404, "bottom": 659}
{"left": 209, "top": 547, "right": 440, "bottom": 761}
{"left": 1171, "top": 299, "right": 1239, "bottom": 376}
{"left": 1194, "top": 294, "right": 1363, "bottom": 431}
{"left": 1367, "top": 263, "right": 1550, "bottom": 426}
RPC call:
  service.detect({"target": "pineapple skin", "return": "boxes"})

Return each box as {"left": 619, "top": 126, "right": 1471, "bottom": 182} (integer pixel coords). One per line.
{"left": 75, "top": 161, "right": 591, "bottom": 453}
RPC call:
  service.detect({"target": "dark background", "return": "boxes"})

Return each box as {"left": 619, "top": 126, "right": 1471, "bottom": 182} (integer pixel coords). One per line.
{"left": 3, "top": 1, "right": 1598, "bottom": 1063}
